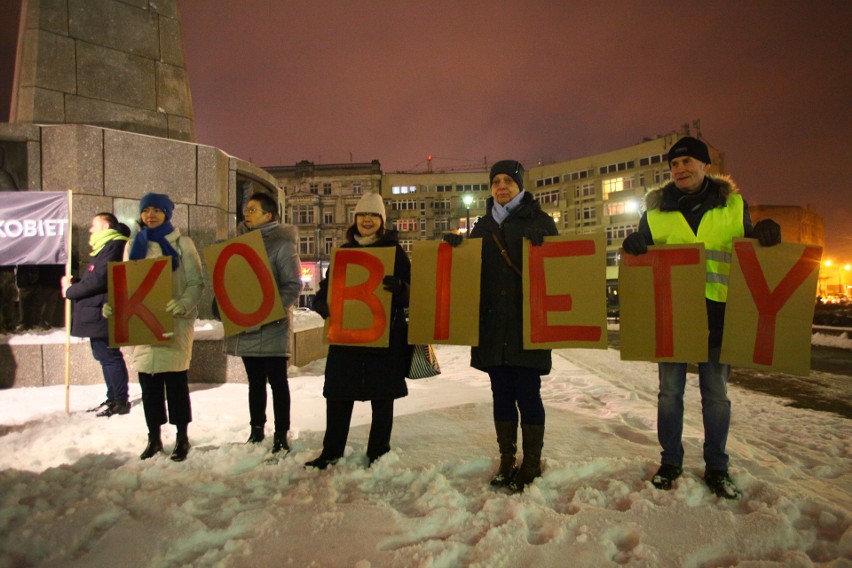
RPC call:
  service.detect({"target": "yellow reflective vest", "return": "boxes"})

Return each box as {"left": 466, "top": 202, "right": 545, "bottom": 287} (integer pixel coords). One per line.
{"left": 646, "top": 194, "right": 744, "bottom": 302}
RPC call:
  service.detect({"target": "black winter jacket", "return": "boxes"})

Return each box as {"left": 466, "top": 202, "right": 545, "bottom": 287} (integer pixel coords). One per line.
{"left": 65, "top": 238, "right": 128, "bottom": 338}
{"left": 469, "top": 192, "right": 558, "bottom": 374}
{"left": 314, "top": 230, "right": 411, "bottom": 401}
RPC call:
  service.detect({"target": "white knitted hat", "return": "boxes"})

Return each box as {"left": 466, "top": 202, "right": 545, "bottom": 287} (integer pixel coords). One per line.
{"left": 354, "top": 192, "right": 386, "bottom": 224}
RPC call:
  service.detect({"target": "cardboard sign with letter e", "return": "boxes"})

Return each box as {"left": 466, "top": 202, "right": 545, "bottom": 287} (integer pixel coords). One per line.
{"left": 721, "top": 239, "right": 822, "bottom": 376}
{"left": 108, "top": 257, "right": 173, "bottom": 347}
{"left": 203, "top": 230, "right": 286, "bottom": 337}
{"left": 325, "top": 246, "right": 397, "bottom": 347}
{"left": 408, "top": 239, "right": 482, "bottom": 346}
{"left": 523, "top": 233, "right": 607, "bottom": 349}
{"left": 619, "top": 244, "right": 708, "bottom": 362}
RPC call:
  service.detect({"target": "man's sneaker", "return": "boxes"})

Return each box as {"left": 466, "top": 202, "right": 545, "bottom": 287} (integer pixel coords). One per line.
{"left": 88, "top": 399, "right": 112, "bottom": 413}
{"left": 651, "top": 464, "right": 683, "bottom": 490}
{"left": 704, "top": 469, "right": 741, "bottom": 499}
{"left": 97, "top": 402, "right": 130, "bottom": 417}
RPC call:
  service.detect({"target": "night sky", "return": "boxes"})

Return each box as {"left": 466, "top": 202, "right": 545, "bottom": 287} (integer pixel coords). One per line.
{"left": 2, "top": 1, "right": 851, "bottom": 259}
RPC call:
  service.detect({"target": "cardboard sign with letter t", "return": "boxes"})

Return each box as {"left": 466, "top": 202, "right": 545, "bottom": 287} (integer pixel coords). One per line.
{"left": 108, "top": 257, "right": 173, "bottom": 347}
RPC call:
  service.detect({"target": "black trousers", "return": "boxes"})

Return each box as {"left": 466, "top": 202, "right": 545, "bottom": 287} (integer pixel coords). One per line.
{"left": 322, "top": 399, "right": 394, "bottom": 461}
{"left": 241, "top": 356, "right": 290, "bottom": 432}
{"left": 139, "top": 371, "right": 192, "bottom": 432}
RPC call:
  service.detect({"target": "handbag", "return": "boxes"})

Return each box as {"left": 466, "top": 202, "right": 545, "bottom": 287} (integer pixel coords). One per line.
{"left": 407, "top": 343, "right": 441, "bottom": 379}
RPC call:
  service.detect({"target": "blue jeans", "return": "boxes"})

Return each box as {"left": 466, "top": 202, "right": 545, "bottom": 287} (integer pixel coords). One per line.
{"left": 90, "top": 337, "right": 129, "bottom": 404}
{"left": 487, "top": 366, "right": 545, "bottom": 425}
{"left": 657, "top": 348, "right": 731, "bottom": 471}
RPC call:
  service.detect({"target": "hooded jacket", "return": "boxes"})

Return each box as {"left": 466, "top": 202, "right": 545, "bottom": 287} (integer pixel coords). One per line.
{"left": 469, "top": 192, "right": 558, "bottom": 374}
{"left": 224, "top": 222, "right": 302, "bottom": 357}
{"left": 65, "top": 238, "right": 127, "bottom": 338}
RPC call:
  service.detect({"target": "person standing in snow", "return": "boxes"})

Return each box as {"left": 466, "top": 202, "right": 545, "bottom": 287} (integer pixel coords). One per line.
{"left": 61, "top": 213, "right": 131, "bottom": 417}
{"left": 443, "top": 160, "right": 558, "bottom": 493}
{"left": 222, "top": 192, "right": 302, "bottom": 454}
{"left": 305, "top": 191, "right": 411, "bottom": 469}
{"left": 105, "top": 193, "right": 204, "bottom": 462}
{"left": 621, "top": 136, "right": 781, "bottom": 499}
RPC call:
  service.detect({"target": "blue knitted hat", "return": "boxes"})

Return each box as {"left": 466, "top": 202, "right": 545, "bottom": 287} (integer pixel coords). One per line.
{"left": 139, "top": 193, "right": 174, "bottom": 220}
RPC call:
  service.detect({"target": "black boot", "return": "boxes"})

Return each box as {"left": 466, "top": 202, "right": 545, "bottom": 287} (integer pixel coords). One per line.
{"left": 305, "top": 453, "right": 340, "bottom": 470}
{"left": 88, "top": 399, "right": 112, "bottom": 413}
{"left": 171, "top": 434, "right": 190, "bottom": 462}
{"left": 508, "top": 424, "right": 544, "bottom": 493}
{"left": 246, "top": 426, "right": 265, "bottom": 444}
{"left": 97, "top": 402, "right": 131, "bottom": 417}
{"left": 490, "top": 421, "right": 518, "bottom": 487}
{"left": 272, "top": 431, "right": 289, "bottom": 454}
{"left": 140, "top": 432, "right": 163, "bottom": 460}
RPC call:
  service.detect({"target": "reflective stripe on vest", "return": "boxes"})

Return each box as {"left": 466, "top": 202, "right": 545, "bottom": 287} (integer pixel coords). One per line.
{"left": 646, "top": 194, "right": 744, "bottom": 302}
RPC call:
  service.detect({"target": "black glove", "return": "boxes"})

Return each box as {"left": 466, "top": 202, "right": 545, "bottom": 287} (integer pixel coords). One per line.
{"left": 622, "top": 232, "right": 648, "bottom": 255}
{"left": 442, "top": 233, "right": 464, "bottom": 247}
{"left": 752, "top": 219, "right": 781, "bottom": 247}
{"left": 524, "top": 227, "right": 547, "bottom": 246}
{"left": 382, "top": 275, "right": 407, "bottom": 294}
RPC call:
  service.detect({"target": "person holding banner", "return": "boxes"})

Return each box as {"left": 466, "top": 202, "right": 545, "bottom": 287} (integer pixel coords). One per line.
{"left": 223, "top": 192, "right": 302, "bottom": 454}
{"left": 622, "top": 136, "right": 781, "bottom": 499}
{"left": 444, "top": 160, "right": 558, "bottom": 493}
{"left": 117, "top": 193, "right": 204, "bottom": 462}
{"left": 306, "top": 191, "right": 411, "bottom": 469}
{"left": 61, "top": 213, "right": 131, "bottom": 417}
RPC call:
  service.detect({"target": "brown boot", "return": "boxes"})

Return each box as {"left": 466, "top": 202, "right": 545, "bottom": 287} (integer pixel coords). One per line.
{"left": 489, "top": 421, "right": 518, "bottom": 487}
{"left": 508, "top": 424, "right": 544, "bottom": 493}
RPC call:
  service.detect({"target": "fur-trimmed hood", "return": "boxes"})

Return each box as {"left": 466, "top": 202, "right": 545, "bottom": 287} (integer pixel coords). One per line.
{"left": 644, "top": 174, "right": 739, "bottom": 212}
{"left": 237, "top": 221, "right": 299, "bottom": 243}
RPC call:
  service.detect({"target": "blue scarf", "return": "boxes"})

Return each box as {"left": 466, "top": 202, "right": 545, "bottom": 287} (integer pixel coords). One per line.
{"left": 491, "top": 190, "right": 526, "bottom": 225}
{"left": 128, "top": 221, "right": 180, "bottom": 270}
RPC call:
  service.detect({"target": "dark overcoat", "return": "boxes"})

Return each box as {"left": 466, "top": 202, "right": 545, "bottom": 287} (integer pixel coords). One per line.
{"left": 314, "top": 230, "right": 411, "bottom": 401}
{"left": 469, "top": 192, "right": 558, "bottom": 374}
{"left": 65, "top": 239, "right": 127, "bottom": 338}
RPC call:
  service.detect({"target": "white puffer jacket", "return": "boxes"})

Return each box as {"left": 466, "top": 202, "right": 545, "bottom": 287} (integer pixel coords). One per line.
{"left": 126, "top": 228, "right": 204, "bottom": 374}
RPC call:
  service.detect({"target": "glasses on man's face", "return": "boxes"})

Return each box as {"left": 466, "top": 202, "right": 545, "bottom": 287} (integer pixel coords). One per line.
{"left": 243, "top": 207, "right": 260, "bottom": 215}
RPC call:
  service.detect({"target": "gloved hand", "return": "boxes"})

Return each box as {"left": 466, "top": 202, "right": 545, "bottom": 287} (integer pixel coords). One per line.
{"left": 524, "top": 227, "right": 547, "bottom": 246}
{"left": 101, "top": 303, "right": 113, "bottom": 318}
{"left": 442, "top": 233, "right": 464, "bottom": 247}
{"left": 752, "top": 219, "right": 781, "bottom": 247}
{"left": 622, "top": 232, "right": 648, "bottom": 255}
{"left": 166, "top": 299, "right": 187, "bottom": 316}
{"left": 382, "top": 275, "right": 408, "bottom": 294}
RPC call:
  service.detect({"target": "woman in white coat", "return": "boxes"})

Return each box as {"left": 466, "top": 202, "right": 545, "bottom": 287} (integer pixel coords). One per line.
{"left": 126, "top": 193, "right": 204, "bottom": 461}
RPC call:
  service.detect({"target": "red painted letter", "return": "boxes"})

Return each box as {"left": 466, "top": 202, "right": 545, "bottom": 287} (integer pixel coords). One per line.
{"left": 327, "top": 250, "right": 387, "bottom": 344}
{"left": 113, "top": 259, "right": 168, "bottom": 343}
{"left": 433, "top": 242, "right": 453, "bottom": 340}
{"left": 213, "top": 242, "right": 277, "bottom": 327}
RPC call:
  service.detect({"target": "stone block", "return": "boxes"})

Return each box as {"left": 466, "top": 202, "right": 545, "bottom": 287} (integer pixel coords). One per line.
{"left": 65, "top": 96, "right": 168, "bottom": 138}
{"left": 156, "top": 62, "right": 192, "bottom": 117}
{"left": 68, "top": 195, "right": 115, "bottom": 269}
{"left": 42, "top": 342, "right": 106, "bottom": 386}
{"left": 14, "top": 87, "right": 65, "bottom": 124}
{"left": 77, "top": 42, "right": 156, "bottom": 110}
{"left": 292, "top": 327, "right": 328, "bottom": 367}
{"left": 103, "top": 129, "right": 196, "bottom": 203}
{"left": 25, "top": 140, "right": 42, "bottom": 191}
{"left": 68, "top": 0, "right": 158, "bottom": 59}
{"left": 0, "top": 140, "right": 30, "bottom": 191}
{"left": 0, "top": 345, "right": 44, "bottom": 387}
{"left": 167, "top": 115, "right": 194, "bottom": 143}
{"left": 114, "top": 198, "right": 142, "bottom": 231}
{"left": 42, "top": 125, "right": 104, "bottom": 193}
{"left": 150, "top": 0, "right": 178, "bottom": 19}
{"left": 18, "top": 29, "right": 76, "bottom": 93}
{"left": 0, "top": 123, "right": 41, "bottom": 142}
{"left": 197, "top": 146, "right": 230, "bottom": 209}
{"left": 188, "top": 206, "right": 230, "bottom": 320}
{"left": 187, "top": 340, "right": 244, "bottom": 384}
{"left": 158, "top": 14, "right": 184, "bottom": 67}
{"left": 24, "top": 0, "right": 69, "bottom": 35}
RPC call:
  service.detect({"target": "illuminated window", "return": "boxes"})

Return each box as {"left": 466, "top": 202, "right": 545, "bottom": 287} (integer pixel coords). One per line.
{"left": 395, "top": 219, "right": 418, "bottom": 232}
{"left": 602, "top": 178, "right": 624, "bottom": 198}
{"left": 392, "top": 185, "right": 417, "bottom": 195}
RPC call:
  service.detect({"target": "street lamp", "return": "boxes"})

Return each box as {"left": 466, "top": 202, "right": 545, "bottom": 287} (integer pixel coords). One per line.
{"left": 462, "top": 193, "right": 474, "bottom": 237}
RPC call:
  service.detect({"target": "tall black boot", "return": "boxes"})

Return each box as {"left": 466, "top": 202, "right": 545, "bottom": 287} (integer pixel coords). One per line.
{"left": 140, "top": 430, "right": 163, "bottom": 460}
{"left": 272, "top": 431, "right": 289, "bottom": 454}
{"left": 490, "top": 421, "right": 518, "bottom": 487}
{"left": 246, "top": 426, "right": 265, "bottom": 444}
{"left": 171, "top": 433, "right": 190, "bottom": 462}
{"left": 508, "top": 424, "right": 544, "bottom": 493}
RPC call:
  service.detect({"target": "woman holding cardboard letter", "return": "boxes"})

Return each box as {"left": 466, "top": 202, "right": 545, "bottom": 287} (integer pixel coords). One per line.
{"left": 443, "top": 160, "right": 558, "bottom": 492}
{"left": 105, "top": 193, "right": 204, "bottom": 462}
{"left": 306, "top": 191, "right": 411, "bottom": 469}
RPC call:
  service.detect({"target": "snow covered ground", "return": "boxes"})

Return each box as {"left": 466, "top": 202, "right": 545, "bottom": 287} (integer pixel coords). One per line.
{"left": 0, "top": 326, "right": 850, "bottom": 566}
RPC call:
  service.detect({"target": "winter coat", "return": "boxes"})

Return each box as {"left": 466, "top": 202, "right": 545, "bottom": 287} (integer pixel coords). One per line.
{"left": 224, "top": 222, "right": 302, "bottom": 357}
{"left": 126, "top": 228, "right": 204, "bottom": 374}
{"left": 65, "top": 238, "right": 127, "bottom": 338}
{"left": 634, "top": 175, "right": 754, "bottom": 349}
{"left": 314, "top": 230, "right": 411, "bottom": 401}
{"left": 469, "top": 192, "right": 559, "bottom": 374}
